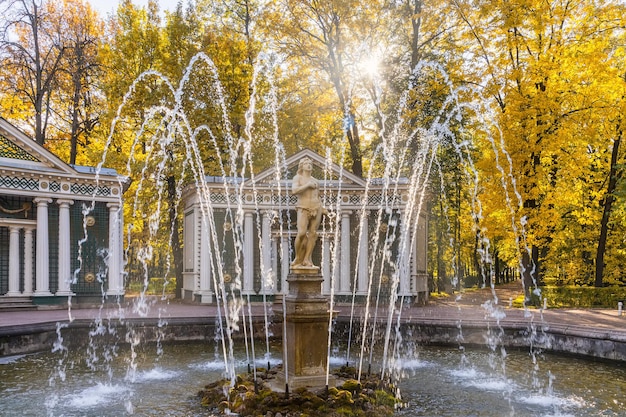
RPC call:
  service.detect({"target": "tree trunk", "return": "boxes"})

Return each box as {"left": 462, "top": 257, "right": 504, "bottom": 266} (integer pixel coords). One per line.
{"left": 329, "top": 72, "right": 362, "bottom": 177}
{"left": 436, "top": 198, "right": 447, "bottom": 292}
{"left": 410, "top": 0, "right": 423, "bottom": 71}
{"left": 595, "top": 125, "right": 622, "bottom": 287}
{"left": 521, "top": 245, "right": 539, "bottom": 301}
{"left": 345, "top": 120, "right": 363, "bottom": 177}
{"left": 69, "top": 61, "right": 82, "bottom": 165}
{"left": 494, "top": 248, "right": 501, "bottom": 285}
{"left": 521, "top": 146, "right": 541, "bottom": 298}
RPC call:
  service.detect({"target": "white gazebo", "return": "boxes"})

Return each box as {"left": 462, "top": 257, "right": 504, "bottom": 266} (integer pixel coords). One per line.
{"left": 181, "top": 149, "right": 429, "bottom": 305}
{"left": 0, "top": 117, "right": 125, "bottom": 306}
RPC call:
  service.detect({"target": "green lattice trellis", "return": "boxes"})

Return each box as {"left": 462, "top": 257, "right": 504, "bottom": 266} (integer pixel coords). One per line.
{"left": 0, "top": 134, "right": 39, "bottom": 162}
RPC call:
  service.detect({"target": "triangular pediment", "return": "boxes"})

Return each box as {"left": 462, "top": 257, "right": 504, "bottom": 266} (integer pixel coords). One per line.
{"left": 249, "top": 148, "right": 366, "bottom": 188}
{"left": 0, "top": 117, "right": 75, "bottom": 175}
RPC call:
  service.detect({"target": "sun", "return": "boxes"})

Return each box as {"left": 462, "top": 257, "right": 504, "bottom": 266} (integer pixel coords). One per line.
{"left": 359, "top": 52, "right": 382, "bottom": 79}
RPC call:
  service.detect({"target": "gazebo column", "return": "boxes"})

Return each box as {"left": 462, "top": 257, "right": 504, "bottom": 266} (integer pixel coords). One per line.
{"left": 340, "top": 211, "right": 351, "bottom": 294}
{"left": 411, "top": 228, "right": 418, "bottom": 294}
{"left": 243, "top": 211, "right": 254, "bottom": 294}
{"left": 22, "top": 227, "right": 34, "bottom": 296}
{"left": 280, "top": 235, "right": 290, "bottom": 294}
{"left": 56, "top": 199, "right": 74, "bottom": 296}
{"left": 415, "top": 216, "right": 429, "bottom": 294}
{"left": 261, "top": 211, "right": 273, "bottom": 292}
{"left": 198, "top": 213, "right": 213, "bottom": 303}
{"left": 322, "top": 236, "right": 331, "bottom": 294}
{"left": 399, "top": 226, "right": 412, "bottom": 295}
{"left": 107, "top": 202, "right": 124, "bottom": 296}
{"left": 271, "top": 237, "right": 278, "bottom": 292}
{"left": 6, "top": 226, "right": 21, "bottom": 296}
{"left": 33, "top": 198, "right": 53, "bottom": 296}
{"left": 357, "top": 213, "right": 369, "bottom": 295}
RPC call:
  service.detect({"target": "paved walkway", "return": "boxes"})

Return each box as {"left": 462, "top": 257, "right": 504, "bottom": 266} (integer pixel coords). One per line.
{"left": 1, "top": 283, "right": 625, "bottom": 340}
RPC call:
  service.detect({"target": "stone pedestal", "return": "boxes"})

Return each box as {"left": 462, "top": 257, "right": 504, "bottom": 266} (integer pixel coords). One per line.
{"left": 280, "top": 266, "right": 335, "bottom": 390}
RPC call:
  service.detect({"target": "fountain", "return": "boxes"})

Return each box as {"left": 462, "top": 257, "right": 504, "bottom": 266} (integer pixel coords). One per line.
{"left": 194, "top": 155, "right": 403, "bottom": 415}
{"left": 2, "top": 50, "right": 626, "bottom": 417}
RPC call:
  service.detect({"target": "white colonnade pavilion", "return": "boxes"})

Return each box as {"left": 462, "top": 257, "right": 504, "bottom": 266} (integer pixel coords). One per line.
{"left": 182, "top": 149, "right": 429, "bottom": 305}
{"left": 0, "top": 118, "right": 124, "bottom": 306}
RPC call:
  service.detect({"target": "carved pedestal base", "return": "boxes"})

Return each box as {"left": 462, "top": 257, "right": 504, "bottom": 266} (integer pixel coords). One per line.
{"left": 278, "top": 268, "right": 336, "bottom": 390}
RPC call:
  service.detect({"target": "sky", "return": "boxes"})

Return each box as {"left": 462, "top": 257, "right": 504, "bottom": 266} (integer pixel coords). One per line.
{"left": 88, "top": 0, "right": 182, "bottom": 18}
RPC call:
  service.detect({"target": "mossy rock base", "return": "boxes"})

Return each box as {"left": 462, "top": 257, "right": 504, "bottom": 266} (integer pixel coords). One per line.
{"left": 198, "top": 365, "right": 401, "bottom": 417}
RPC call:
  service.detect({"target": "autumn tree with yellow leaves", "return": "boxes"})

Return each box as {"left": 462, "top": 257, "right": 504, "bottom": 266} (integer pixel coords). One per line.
{"left": 450, "top": 0, "right": 626, "bottom": 289}
{"left": 2, "top": 0, "right": 626, "bottom": 294}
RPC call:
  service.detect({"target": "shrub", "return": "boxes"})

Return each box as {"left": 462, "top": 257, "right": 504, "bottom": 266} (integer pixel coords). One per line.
{"left": 127, "top": 277, "right": 177, "bottom": 295}
{"left": 532, "top": 286, "right": 626, "bottom": 308}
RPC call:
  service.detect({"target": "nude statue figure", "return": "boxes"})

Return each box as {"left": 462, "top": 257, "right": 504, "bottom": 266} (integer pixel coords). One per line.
{"left": 291, "top": 157, "right": 324, "bottom": 269}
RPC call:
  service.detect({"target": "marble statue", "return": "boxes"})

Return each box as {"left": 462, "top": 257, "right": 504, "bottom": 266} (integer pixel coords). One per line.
{"left": 291, "top": 157, "right": 323, "bottom": 269}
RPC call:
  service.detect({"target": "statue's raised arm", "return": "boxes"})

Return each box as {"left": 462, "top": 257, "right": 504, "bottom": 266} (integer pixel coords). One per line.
{"left": 291, "top": 157, "right": 323, "bottom": 269}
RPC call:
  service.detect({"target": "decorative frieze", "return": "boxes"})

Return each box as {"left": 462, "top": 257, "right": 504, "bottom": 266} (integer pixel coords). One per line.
{"left": 0, "top": 175, "right": 39, "bottom": 191}
{"left": 0, "top": 175, "right": 117, "bottom": 198}
{"left": 207, "top": 191, "right": 405, "bottom": 209}
{"left": 70, "top": 182, "right": 111, "bottom": 196}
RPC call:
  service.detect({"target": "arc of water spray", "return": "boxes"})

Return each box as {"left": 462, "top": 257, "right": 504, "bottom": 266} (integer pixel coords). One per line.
{"left": 260, "top": 53, "right": 292, "bottom": 390}
{"left": 239, "top": 52, "right": 287, "bottom": 372}
{"left": 353, "top": 58, "right": 436, "bottom": 381}
{"left": 345, "top": 57, "right": 390, "bottom": 369}
{"left": 383, "top": 134, "right": 438, "bottom": 381}
{"left": 324, "top": 146, "right": 347, "bottom": 387}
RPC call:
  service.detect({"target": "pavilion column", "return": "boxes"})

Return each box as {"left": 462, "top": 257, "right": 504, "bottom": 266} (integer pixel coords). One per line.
{"left": 272, "top": 237, "right": 278, "bottom": 292}
{"left": 357, "top": 213, "right": 369, "bottom": 294}
{"left": 243, "top": 211, "right": 254, "bottom": 294}
{"left": 280, "top": 235, "right": 289, "bottom": 294}
{"left": 56, "top": 199, "right": 74, "bottom": 296}
{"left": 340, "top": 211, "right": 351, "bottom": 294}
{"left": 322, "top": 235, "right": 331, "bottom": 294}
{"left": 33, "top": 198, "right": 53, "bottom": 296}
{"left": 400, "top": 221, "right": 415, "bottom": 295}
{"left": 261, "top": 211, "right": 273, "bottom": 292}
{"left": 198, "top": 213, "right": 212, "bottom": 303}
{"left": 107, "top": 202, "right": 124, "bottom": 296}
{"left": 410, "top": 227, "right": 418, "bottom": 294}
{"left": 413, "top": 216, "right": 429, "bottom": 296}
{"left": 7, "top": 226, "right": 21, "bottom": 296}
{"left": 22, "top": 227, "right": 34, "bottom": 296}
{"left": 400, "top": 226, "right": 412, "bottom": 295}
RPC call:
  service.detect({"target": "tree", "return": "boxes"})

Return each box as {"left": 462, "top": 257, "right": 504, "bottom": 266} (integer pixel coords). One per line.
{"left": 451, "top": 0, "right": 626, "bottom": 292}
{"left": 0, "top": 0, "right": 66, "bottom": 144}
{"left": 267, "top": 0, "right": 392, "bottom": 177}
{"left": 595, "top": 119, "right": 622, "bottom": 287}
{"left": 198, "top": 0, "right": 260, "bottom": 66}
{"left": 100, "top": 0, "right": 165, "bottom": 122}
{"left": 54, "top": 0, "right": 104, "bottom": 164}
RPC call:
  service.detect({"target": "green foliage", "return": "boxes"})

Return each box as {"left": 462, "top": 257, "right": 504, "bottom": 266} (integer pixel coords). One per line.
{"left": 535, "top": 286, "right": 626, "bottom": 309}
{"left": 126, "top": 277, "right": 176, "bottom": 296}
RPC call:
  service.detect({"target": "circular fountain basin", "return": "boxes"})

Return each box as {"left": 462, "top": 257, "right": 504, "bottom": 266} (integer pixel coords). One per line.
{"left": 0, "top": 341, "right": 624, "bottom": 416}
